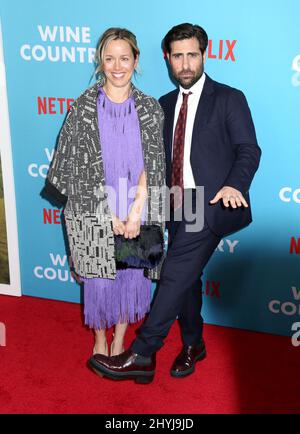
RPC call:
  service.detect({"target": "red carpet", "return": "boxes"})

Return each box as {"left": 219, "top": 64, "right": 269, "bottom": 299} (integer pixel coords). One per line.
{"left": 0, "top": 294, "right": 299, "bottom": 414}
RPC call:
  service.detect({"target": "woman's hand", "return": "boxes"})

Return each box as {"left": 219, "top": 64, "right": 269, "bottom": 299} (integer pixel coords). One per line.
{"left": 123, "top": 170, "right": 146, "bottom": 239}
{"left": 68, "top": 256, "right": 82, "bottom": 284}
{"left": 111, "top": 213, "right": 126, "bottom": 236}
{"left": 124, "top": 214, "right": 141, "bottom": 239}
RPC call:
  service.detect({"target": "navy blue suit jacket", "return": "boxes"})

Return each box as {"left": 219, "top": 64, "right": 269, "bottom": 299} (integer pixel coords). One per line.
{"left": 159, "top": 74, "right": 261, "bottom": 237}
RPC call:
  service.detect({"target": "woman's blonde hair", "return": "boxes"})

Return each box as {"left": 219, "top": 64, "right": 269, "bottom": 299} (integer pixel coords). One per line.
{"left": 95, "top": 27, "right": 140, "bottom": 78}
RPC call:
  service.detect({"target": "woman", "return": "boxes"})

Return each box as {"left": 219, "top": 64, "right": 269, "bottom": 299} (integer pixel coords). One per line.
{"left": 47, "top": 28, "right": 165, "bottom": 357}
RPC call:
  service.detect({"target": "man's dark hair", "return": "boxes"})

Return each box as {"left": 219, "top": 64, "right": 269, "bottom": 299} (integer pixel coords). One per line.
{"left": 163, "top": 23, "right": 208, "bottom": 55}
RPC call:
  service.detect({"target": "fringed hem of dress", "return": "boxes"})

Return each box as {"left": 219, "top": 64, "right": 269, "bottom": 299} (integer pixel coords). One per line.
{"left": 83, "top": 268, "right": 151, "bottom": 330}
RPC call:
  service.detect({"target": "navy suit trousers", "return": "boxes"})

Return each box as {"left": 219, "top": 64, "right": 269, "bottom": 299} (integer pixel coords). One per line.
{"left": 132, "top": 190, "right": 221, "bottom": 357}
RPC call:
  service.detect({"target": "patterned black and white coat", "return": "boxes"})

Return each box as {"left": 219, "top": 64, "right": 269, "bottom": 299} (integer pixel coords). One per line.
{"left": 47, "top": 79, "right": 166, "bottom": 280}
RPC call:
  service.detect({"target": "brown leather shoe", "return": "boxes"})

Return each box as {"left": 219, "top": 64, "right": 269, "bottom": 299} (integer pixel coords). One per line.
{"left": 88, "top": 349, "right": 156, "bottom": 384}
{"left": 170, "top": 342, "right": 206, "bottom": 378}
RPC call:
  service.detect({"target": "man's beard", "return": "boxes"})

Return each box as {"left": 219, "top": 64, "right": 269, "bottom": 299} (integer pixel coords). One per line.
{"left": 175, "top": 67, "right": 204, "bottom": 89}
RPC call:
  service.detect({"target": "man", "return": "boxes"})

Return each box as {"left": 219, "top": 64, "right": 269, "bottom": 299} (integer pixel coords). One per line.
{"left": 88, "top": 23, "right": 261, "bottom": 383}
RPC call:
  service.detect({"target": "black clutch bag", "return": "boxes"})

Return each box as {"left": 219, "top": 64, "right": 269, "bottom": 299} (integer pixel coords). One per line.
{"left": 114, "top": 225, "right": 164, "bottom": 269}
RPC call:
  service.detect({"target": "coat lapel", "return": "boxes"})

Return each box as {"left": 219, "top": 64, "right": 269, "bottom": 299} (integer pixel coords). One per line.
{"left": 80, "top": 79, "right": 105, "bottom": 184}
{"left": 191, "top": 74, "right": 215, "bottom": 147}
{"left": 164, "top": 90, "right": 179, "bottom": 156}
{"left": 164, "top": 75, "right": 215, "bottom": 156}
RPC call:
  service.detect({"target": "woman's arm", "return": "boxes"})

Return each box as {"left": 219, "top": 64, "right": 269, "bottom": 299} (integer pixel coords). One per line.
{"left": 124, "top": 170, "right": 147, "bottom": 239}
{"left": 111, "top": 212, "right": 126, "bottom": 235}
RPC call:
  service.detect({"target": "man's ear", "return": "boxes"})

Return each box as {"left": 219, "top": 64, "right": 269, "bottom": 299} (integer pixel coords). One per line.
{"left": 202, "top": 50, "right": 206, "bottom": 64}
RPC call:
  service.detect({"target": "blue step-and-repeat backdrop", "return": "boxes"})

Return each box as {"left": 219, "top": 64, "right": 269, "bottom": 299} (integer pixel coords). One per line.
{"left": 0, "top": 0, "right": 299, "bottom": 338}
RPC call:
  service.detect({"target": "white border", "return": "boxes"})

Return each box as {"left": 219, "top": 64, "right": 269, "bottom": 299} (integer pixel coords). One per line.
{"left": 0, "top": 18, "right": 21, "bottom": 296}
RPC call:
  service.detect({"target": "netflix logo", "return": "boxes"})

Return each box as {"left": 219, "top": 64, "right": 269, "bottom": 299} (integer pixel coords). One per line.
{"left": 43, "top": 208, "right": 62, "bottom": 224}
{"left": 37, "top": 97, "right": 75, "bottom": 115}
{"left": 202, "top": 280, "right": 221, "bottom": 298}
{"left": 207, "top": 39, "right": 237, "bottom": 61}
{"left": 290, "top": 237, "right": 300, "bottom": 254}
{"left": 164, "top": 39, "right": 237, "bottom": 61}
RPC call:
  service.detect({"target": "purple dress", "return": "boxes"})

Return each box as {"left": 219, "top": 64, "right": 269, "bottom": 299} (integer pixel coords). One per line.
{"left": 83, "top": 87, "right": 151, "bottom": 330}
